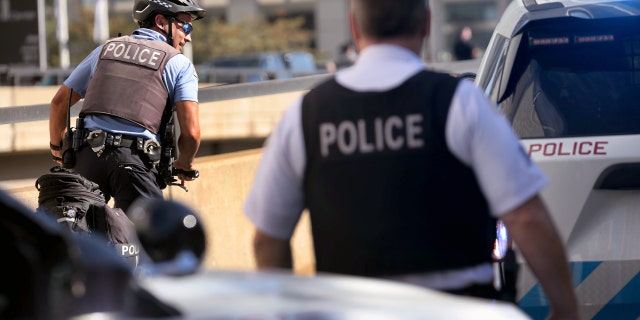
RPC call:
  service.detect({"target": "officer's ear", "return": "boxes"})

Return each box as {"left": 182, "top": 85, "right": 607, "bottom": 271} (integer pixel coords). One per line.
{"left": 154, "top": 14, "right": 168, "bottom": 29}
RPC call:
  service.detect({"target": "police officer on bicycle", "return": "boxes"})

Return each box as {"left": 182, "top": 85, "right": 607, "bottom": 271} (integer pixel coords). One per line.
{"left": 49, "top": 0, "right": 205, "bottom": 212}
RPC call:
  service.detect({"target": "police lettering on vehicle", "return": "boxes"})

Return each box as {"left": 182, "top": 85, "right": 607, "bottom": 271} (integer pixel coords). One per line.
{"left": 527, "top": 140, "right": 608, "bottom": 157}
{"left": 102, "top": 41, "right": 166, "bottom": 71}
{"left": 319, "top": 114, "right": 424, "bottom": 157}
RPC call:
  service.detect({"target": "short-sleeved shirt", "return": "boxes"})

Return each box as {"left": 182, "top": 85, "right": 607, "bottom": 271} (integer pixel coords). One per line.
{"left": 244, "top": 44, "right": 548, "bottom": 290}
{"left": 64, "top": 28, "right": 199, "bottom": 140}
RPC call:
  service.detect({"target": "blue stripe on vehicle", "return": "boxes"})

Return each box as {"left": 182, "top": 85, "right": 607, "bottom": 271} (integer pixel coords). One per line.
{"left": 570, "top": 261, "right": 601, "bottom": 287}
{"left": 518, "top": 284, "right": 548, "bottom": 320}
{"left": 592, "top": 270, "right": 640, "bottom": 320}
{"left": 518, "top": 261, "right": 601, "bottom": 320}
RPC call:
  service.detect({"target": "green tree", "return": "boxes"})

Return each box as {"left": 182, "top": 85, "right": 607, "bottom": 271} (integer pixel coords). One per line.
{"left": 192, "top": 16, "right": 313, "bottom": 64}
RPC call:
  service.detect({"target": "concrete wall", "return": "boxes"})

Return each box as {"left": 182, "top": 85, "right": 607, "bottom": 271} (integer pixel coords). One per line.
{"left": 0, "top": 85, "right": 302, "bottom": 154}
{"left": 0, "top": 86, "right": 59, "bottom": 107}
{"left": 1, "top": 84, "right": 316, "bottom": 274}
{"left": 2, "top": 81, "right": 315, "bottom": 273}
{"left": 7, "top": 148, "right": 316, "bottom": 275}
{"left": 166, "top": 149, "right": 315, "bottom": 275}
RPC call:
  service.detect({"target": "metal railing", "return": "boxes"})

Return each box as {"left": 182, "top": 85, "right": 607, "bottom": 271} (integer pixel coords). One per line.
{"left": 0, "top": 73, "right": 332, "bottom": 126}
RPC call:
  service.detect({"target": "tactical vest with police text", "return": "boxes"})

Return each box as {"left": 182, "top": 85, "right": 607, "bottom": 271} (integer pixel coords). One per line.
{"left": 302, "top": 71, "right": 495, "bottom": 277}
{"left": 81, "top": 36, "right": 179, "bottom": 134}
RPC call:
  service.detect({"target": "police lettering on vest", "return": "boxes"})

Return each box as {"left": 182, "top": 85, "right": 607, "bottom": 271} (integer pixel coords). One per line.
{"left": 319, "top": 114, "right": 424, "bottom": 157}
{"left": 102, "top": 41, "right": 166, "bottom": 71}
{"left": 117, "top": 244, "right": 140, "bottom": 257}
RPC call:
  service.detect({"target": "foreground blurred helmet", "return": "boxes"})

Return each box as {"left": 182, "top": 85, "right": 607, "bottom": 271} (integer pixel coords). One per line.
{"left": 132, "top": 0, "right": 207, "bottom": 24}
{"left": 128, "top": 198, "right": 206, "bottom": 266}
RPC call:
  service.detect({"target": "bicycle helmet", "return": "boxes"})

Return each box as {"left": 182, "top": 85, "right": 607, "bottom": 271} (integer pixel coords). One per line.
{"left": 133, "top": 0, "right": 207, "bottom": 24}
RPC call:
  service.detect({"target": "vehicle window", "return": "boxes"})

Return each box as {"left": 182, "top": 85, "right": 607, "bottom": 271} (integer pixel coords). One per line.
{"left": 283, "top": 52, "right": 316, "bottom": 72}
{"left": 238, "top": 58, "right": 261, "bottom": 68}
{"left": 477, "top": 34, "right": 509, "bottom": 101}
{"left": 261, "top": 54, "right": 286, "bottom": 71}
{"left": 501, "top": 17, "right": 640, "bottom": 138}
{"left": 210, "top": 58, "right": 260, "bottom": 68}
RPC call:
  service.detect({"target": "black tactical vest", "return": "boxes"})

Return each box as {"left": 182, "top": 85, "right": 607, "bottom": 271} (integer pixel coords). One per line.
{"left": 81, "top": 36, "right": 179, "bottom": 134}
{"left": 301, "top": 70, "right": 495, "bottom": 277}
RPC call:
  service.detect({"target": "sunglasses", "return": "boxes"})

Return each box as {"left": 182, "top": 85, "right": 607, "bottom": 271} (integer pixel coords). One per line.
{"left": 172, "top": 17, "right": 193, "bottom": 35}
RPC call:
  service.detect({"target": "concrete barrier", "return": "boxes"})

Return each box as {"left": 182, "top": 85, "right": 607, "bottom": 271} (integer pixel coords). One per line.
{"left": 167, "top": 149, "right": 315, "bottom": 275}
{"left": 6, "top": 148, "right": 316, "bottom": 276}
{"left": 0, "top": 86, "right": 303, "bottom": 153}
{"left": 1, "top": 83, "right": 316, "bottom": 275}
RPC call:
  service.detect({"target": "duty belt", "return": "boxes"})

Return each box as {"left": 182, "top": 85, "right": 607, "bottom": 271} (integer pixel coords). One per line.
{"left": 84, "top": 129, "right": 161, "bottom": 162}
{"left": 85, "top": 130, "right": 144, "bottom": 148}
{"left": 106, "top": 133, "right": 142, "bottom": 148}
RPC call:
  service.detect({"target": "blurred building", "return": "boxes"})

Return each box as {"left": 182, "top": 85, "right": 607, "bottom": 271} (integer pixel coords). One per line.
{"left": 108, "top": 0, "right": 511, "bottom": 63}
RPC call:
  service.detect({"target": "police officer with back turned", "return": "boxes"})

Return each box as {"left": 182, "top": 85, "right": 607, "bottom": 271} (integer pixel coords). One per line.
{"left": 49, "top": 0, "right": 205, "bottom": 213}
{"left": 244, "top": 0, "right": 578, "bottom": 319}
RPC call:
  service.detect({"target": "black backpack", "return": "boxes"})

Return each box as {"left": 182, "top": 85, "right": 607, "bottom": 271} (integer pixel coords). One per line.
{"left": 35, "top": 166, "right": 139, "bottom": 268}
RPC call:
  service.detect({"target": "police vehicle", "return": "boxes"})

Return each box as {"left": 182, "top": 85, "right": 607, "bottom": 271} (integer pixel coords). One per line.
{"left": 475, "top": 0, "right": 640, "bottom": 318}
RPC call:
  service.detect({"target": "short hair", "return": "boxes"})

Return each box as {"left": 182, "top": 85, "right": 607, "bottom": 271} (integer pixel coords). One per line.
{"left": 138, "top": 13, "right": 159, "bottom": 28}
{"left": 351, "top": 0, "right": 428, "bottom": 39}
{"left": 139, "top": 18, "right": 154, "bottom": 28}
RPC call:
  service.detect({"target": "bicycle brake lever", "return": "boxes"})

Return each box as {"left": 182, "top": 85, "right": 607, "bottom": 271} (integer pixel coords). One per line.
{"left": 167, "top": 169, "right": 198, "bottom": 192}
{"left": 168, "top": 181, "right": 189, "bottom": 192}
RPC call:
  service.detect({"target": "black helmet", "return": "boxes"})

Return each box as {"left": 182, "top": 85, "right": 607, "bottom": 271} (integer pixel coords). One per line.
{"left": 133, "top": 0, "right": 207, "bottom": 24}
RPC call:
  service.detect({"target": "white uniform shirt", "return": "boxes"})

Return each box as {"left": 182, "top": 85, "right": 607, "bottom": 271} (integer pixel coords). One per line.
{"left": 244, "top": 44, "right": 548, "bottom": 290}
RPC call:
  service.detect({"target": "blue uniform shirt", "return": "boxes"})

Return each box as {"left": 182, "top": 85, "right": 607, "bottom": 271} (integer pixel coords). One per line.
{"left": 64, "top": 28, "right": 199, "bottom": 140}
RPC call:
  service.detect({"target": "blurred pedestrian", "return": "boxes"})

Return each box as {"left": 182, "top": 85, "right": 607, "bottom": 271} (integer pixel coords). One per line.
{"left": 335, "top": 41, "right": 358, "bottom": 69}
{"left": 453, "top": 26, "right": 477, "bottom": 60}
